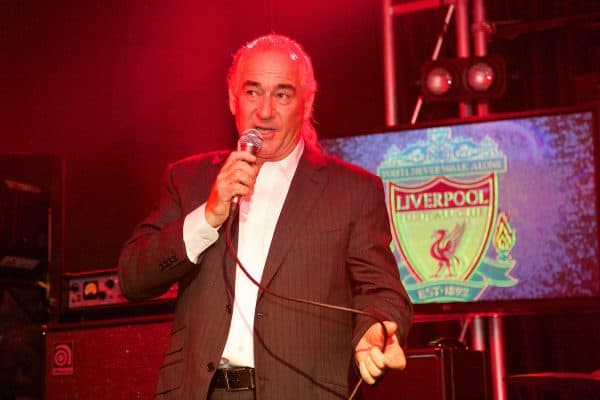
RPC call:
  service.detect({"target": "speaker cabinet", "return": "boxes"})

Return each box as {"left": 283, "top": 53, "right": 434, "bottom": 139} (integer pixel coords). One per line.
{"left": 362, "top": 347, "right": 489, "bottom": 400}
{"left": 0, "top": 283, "right": 46, "bottom": 398}
{"left": 45, "top": 318, "right": 487, "bottom": 400}
{"left": 44, "top": 316, "right": 172, "bottom": 400}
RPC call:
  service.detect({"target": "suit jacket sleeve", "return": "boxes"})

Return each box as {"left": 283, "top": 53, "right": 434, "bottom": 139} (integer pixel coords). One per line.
{"left": 348, "top": 175, "right": 413, "bottom": 347}
{"left": 118, "top": 159, "right": 209, "bottom": 301}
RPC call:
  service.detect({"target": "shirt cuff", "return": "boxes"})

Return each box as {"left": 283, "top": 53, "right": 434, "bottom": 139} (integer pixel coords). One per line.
{"left": 183, "top": 203, "right": 220, "bottom": 263}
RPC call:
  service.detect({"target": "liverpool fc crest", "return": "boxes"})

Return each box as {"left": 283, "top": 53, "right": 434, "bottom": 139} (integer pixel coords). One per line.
{"left": 378, "top": 128, "right": 518, "bottom": 302}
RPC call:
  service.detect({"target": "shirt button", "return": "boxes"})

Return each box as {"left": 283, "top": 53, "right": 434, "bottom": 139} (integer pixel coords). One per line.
{"left": 206, "top": 362, "right": 215, "bottom": 372}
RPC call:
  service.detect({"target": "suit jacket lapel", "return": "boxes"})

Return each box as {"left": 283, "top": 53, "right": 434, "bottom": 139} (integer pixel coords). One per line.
{"left": 258, "top": 146, "right": 328, "bottom": 299}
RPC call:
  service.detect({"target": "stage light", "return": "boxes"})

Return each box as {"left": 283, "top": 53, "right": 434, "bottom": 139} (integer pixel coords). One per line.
{"left": 420, "top": 55, "right": 506, "bottom": 102}
{"left": 425, "top": 67, "right": 454, "bottom": 96}
{"left": 466, "top": 61, "right": 495, "bottom": 92}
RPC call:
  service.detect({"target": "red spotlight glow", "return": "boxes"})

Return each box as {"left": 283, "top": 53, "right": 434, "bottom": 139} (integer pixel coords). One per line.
{"left": 466, "top": 62, "right": 495, "bottom": 92}
{"left": 425, "top": 67, "right": 453, "bottom": 96}
{"left": 420, "top": 56, "right": 506, "bottom": 102}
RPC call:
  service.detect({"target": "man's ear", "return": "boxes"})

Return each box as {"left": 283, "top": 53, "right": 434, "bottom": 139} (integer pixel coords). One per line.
{"left": 228, "top": 88, "right": 237, "bottom": 115}
{"left": 303, "top": 94, "right": 315, "bottom": 120}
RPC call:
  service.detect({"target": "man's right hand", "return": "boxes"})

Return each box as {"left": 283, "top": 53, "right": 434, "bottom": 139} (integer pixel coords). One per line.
{"left": 205, "top": 150, "right": 259, "bottom": 227}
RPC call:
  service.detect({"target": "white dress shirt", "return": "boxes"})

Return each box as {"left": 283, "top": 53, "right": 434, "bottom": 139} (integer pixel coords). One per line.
{"left": 183, "top": 139, "right": 304, "bottom": 367}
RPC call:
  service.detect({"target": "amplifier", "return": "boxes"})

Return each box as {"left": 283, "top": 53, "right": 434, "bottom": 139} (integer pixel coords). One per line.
{"left": 44, "top": 316, "right": 172, "bottom": 400}
{"left": 44, "top": 316, "right": 488, "bottom": 400}
{"left": 61, "top": 269, "right": 177, "bottom": 321}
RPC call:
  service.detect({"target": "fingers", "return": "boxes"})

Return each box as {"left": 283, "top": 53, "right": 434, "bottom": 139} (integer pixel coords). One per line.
{"left": 358, "top": 347, "right": 385, "bottom": 384}
{"left": 232, "top": 150, "right": 257, "bottom": 165}
{"left": 378, "top": 324, "right": 407, "bottom": 370}
{"left": 384, "top": 342, "right": 407, "bottom": 370}
{"left": 224, "top": 153, "right": 259, "bottom": 198}
{"left": 358, "top": 343, "right": 407, "bottom": 385}
{"left": 205, "top": 151, "right": 259, "bottom": 227}
{"left": 355, "top": 320, "right": 407, "bottom": 385}
{"left": 382, "top": 321, "right": 398, "bottom": 338}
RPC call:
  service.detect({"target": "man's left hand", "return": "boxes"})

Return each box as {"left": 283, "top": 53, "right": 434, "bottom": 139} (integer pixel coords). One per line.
{"left": 355, "top": 321, "right": 406, "bottom": 385}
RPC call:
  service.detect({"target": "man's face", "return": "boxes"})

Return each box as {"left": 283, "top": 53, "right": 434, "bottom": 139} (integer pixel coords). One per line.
{"left": 229, "top": 49, "right": 313, "bottom": 163}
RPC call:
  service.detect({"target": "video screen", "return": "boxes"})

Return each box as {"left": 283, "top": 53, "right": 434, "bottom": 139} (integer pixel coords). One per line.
{"left": 322, "top": 108, "right": 600, "bottom": 312}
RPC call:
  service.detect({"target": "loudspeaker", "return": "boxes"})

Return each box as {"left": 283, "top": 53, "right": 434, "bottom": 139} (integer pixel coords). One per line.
{"left": 44, "top": 318, "right": 488, "bottom": 400}
{"left": 44, "top": 316, "right": 172, "bottom": 400}
{"left": 362, "top": 347, "right": 488, "bottom": 400}
{"left": 0, "top": 283, "right": 46, "bottom": 399}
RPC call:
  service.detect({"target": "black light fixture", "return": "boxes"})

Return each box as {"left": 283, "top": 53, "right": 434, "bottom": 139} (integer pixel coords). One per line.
{"left": 420, "top": 55, "right": 506, "bottom": 102}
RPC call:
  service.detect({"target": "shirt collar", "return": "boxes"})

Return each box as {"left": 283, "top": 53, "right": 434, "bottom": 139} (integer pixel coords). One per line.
{"left": 263, "top": 138, "right": 304, "bottom": 181}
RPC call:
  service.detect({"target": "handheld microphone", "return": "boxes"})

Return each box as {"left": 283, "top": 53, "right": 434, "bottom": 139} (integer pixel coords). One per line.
{"left": 237, "top": 128, "right": 263, "bottom": 155}
{"left": 231, "top": 128, "right": 263, "bottom": 208}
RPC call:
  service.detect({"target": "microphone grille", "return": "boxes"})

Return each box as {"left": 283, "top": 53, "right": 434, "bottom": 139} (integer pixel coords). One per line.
{"left": 238, "top": 129, "right": 263, "bottom": 153}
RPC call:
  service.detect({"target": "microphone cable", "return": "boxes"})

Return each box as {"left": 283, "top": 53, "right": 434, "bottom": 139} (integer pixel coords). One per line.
{"left": 224, "top": 202, "right": 391, "bottom": 400}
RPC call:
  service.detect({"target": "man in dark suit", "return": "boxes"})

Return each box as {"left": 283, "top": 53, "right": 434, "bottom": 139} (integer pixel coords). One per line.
{"left": 118, "top": 34, "right": 413, "bottom": 400}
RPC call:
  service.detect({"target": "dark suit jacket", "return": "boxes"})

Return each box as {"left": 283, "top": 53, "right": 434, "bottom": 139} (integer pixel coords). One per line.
{"left": 118, "top": 145, "right": 413, "bottom": 400}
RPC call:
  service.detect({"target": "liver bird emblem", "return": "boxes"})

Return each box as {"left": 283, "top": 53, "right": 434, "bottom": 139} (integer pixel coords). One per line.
{"left": 430, "top": 221, "right": 466, "bottom": 278}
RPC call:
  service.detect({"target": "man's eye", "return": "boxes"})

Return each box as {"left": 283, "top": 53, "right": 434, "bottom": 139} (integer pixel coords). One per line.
{"left": 275, "top": 92, "right": 293, "bottom": 103}
{"left": 246, "top": 90, "right": 258, "bottom": 96}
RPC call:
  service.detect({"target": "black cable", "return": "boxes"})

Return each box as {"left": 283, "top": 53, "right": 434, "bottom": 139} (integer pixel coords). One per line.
{"left": 225, "top": 203, "right": 391, "bottom": 399}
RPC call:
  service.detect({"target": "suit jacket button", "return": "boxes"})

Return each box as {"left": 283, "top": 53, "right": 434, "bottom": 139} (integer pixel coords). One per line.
{"left": 225, "top": 304, "right": 232, "bottom": 314}
{"left": 206, "top": 362, "right": 215, "bottom": 372}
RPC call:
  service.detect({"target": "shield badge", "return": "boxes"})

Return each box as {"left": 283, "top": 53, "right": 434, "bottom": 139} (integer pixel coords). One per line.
{"left": 389, "top": 173, "right": 496, "bottom": 283}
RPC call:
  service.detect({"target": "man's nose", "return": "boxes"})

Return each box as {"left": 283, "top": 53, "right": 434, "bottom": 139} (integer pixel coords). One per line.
{"left": 257, "top": 96, "right": 274, "bottom": 119}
